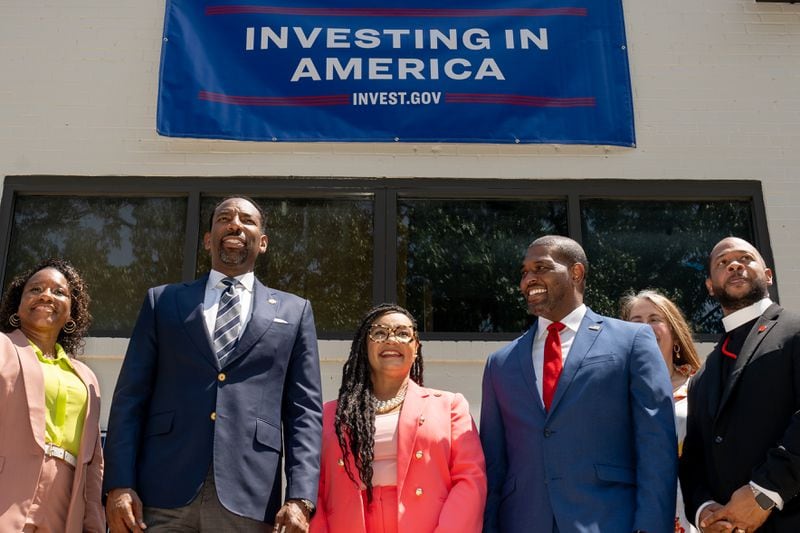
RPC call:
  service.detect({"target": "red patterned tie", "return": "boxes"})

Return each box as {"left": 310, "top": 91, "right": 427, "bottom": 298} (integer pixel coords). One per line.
{"left": 543, "top": 322, "right": 566, "bottom": 412}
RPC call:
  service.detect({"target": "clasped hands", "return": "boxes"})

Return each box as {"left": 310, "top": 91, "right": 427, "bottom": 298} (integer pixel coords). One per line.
{"left": 106, "top": 488, "right": 310, "bottom": 532}
{"left": 698, "top": 485, "right": 772, "bottom": 533}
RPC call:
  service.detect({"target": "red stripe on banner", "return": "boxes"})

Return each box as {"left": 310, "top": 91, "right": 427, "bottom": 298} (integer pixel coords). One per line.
{"left": 198, "top": 91, "right": 350, "bottom": 106}
{"left": 445, "top": 93, "right": 596, "bottom": 107}
{"left": 205, "top": 6, "right": 588, "bottom": 17}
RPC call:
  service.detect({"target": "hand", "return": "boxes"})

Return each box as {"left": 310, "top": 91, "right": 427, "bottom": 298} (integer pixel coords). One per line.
{"left": 273, "top": 500, "right": 310, "bottom": 533}
{"left": 698, "top": 502, "right": 734, "bottom": 533}
{"left": 106, "top": 488, "right": 147, "bottom": 532}
{"left": 703, "top": 485, "right": 772, "bottom": 533}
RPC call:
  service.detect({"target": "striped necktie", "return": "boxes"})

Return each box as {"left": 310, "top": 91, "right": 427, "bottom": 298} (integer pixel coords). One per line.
{"left": 213, "top": 277, "right": 241, "bottom": 365}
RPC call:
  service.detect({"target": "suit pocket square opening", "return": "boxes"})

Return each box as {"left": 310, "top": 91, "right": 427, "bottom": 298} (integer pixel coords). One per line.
{"left": 273, "top": 318, "right": 289, "bottom": 324}
{"left": 594, "top": 463, "right": 635, "bottom": 485}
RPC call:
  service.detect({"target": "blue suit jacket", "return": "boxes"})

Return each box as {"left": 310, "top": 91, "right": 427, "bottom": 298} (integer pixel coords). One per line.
{"left": 480, "top": 308, "right": 677, "bottom": 533}
{"left": 103, "top": 275, "right": 323, "bottom": 522}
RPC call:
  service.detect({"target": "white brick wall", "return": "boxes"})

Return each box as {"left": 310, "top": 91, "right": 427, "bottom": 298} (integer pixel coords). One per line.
{"left": 1, "top": 0, "right": 798, "bottom": 421}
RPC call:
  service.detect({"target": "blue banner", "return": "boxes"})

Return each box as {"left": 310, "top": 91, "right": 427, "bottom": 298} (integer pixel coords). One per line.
{"left": 157, "top": 1, "right": 635, "bottom": 145}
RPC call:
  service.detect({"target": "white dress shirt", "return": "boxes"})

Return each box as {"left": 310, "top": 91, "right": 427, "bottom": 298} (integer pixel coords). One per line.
{"left": 203, "top": 270, "right": 255, "bottom": 341}
{"left": 531, "top": 304, "right": 587, "bottom": 408}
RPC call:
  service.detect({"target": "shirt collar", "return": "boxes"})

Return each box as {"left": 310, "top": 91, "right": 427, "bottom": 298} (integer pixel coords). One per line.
{"left": 721, "top": 298, "right": 773, "bottom": 332}
{"left": 536, "top": 304, "right": 587, "bottom": 338}
{"left": 29, "top": 340, "right": 69, "bottom": 364}
{"left": 207, "top": 269, "right": 255, "bottom": 293}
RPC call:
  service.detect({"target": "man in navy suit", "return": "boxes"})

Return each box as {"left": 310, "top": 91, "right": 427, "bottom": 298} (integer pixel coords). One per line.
{"left": 104, "top": 197, "right": 322, "bottom": 532}
{"left": 480, "top": 235, "right": 677, "bottom": 533}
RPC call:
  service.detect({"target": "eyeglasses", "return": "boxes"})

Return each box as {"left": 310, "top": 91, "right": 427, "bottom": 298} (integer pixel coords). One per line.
{"left": 368, "top": 324, "right": 416, "bottom": 344}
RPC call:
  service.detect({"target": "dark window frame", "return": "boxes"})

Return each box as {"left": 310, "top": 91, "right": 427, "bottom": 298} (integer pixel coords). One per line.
{"left": 0, "top": 176, "right": 772, "bottom": 342}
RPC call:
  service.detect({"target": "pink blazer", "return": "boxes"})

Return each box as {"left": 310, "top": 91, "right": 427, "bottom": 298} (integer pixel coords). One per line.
{"left": 0, "top": 329, "right": 105, "bottom": 533}
{"left": 310, "top": 380, "right": 487, "bottom": 533}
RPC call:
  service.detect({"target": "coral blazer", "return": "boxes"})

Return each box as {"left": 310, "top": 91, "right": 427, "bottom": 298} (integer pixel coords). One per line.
{"left": 310, "top": 381, "right": 486, "bottom": 533}
{"left": 0, "top": 329, "right": 105, "bottom": 533}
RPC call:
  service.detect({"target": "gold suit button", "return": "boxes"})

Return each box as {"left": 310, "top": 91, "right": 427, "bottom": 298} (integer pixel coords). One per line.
{"left": 337, "top": 459, "right": 344, "bottom": 467}
{"left": 210, "top": 412, "right": 216, "bottom": 421}
{"left": 415, "top": 488, "right": 423, "bottom": 496}
{"left": 415, "top": 450, "right": 423, "bottom": 459}
{"left": 218, "top": 373, "right": 226, "bottom": 382}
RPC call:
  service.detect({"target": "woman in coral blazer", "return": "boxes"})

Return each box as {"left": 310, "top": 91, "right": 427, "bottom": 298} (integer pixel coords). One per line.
{"left": 0, "top": 259, "right": 104, "bottom": 533}
{"left": 310, "top": 303, "right": 486, "bottom": 533}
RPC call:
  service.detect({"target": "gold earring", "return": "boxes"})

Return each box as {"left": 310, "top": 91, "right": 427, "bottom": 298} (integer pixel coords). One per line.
{"left": 63, "top": 320, "right": 77, "bottom": 334}
{"left": 9, "top": 313, "right": 20, "bottom": 328}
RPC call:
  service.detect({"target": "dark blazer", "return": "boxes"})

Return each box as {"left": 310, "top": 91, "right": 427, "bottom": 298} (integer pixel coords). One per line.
{"left": 680, "top": 303, "right": 800, "bottom": 531}
{"left": 103, "top": 275, "right": 323, "bottom": 522}
{"left": 480, "top": 308, "right": 677, "bottom": 533}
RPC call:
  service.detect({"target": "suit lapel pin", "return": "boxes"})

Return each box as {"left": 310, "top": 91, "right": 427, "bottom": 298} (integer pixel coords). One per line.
{"left": 588, "top": 325, "right": 601, "bottom": 331}
{"left": 758, "top": 325, "right": 767, "bottom": 333}
{"left": 268, "top": 298, "right": 277, "bottom": 304}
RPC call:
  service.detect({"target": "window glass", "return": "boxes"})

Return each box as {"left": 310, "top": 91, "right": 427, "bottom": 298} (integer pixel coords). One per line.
{"left": 397, "top": 199, "right": 568, "bottom": 333}
{"left": 197, "top": 196, "right": 373, "bottom": 333}
{"left": 580, "top": 199, "right": 756, "bottom": 334}
{"left": 0, "top": 179, "right": 769, "bottom": 341}
{"left": 4, "top": 195, "right": 187, "bottom": 335}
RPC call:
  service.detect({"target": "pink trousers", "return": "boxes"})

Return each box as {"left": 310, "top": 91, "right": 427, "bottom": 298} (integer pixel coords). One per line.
{"left": 362, "top": 486, "right": 398, "bottom": 533}
{"left": 23, "top": 456, "right": 74, "bottom": 532}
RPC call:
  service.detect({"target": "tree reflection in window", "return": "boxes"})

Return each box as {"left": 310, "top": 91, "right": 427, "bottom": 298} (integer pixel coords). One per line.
{"left": 581, "top": 199, "right": 755, "bottom": 334}
{"left": 397, "top": 199, "right": 568, "bottom": 334}
{"left": 4, "top": 196, "right": 187, "bottom": 336}
{"left": 196, "top": 196, "right": 373, "bottom": 333}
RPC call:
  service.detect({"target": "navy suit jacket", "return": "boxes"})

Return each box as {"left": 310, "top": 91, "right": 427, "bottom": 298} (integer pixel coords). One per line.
{"left": 480, "top": 308, "right": 677, "bottom": 533}
{"left": 103, "top": 275, "right": 323, "bottom": 522}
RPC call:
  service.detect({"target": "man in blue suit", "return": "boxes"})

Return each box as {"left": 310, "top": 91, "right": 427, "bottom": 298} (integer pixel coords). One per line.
{"left": 480, "top": 235, "right": 677, "bottom": 533}
{"left": 104, "top": 197, "right": 322, "bottom": 532}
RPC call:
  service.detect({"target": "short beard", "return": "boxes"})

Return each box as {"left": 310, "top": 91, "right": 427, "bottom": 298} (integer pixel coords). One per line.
{"left": 527, "top": 301, "right": 552, "bottom": 319}
{"left": 714, "top": 279, "right": 769, "bottom": 312}
{"left": 218, "top": 246, "right": 247, "bottom": 266}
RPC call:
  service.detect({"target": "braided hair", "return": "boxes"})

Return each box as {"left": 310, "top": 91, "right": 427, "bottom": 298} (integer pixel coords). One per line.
{"left": 335, "top": 303, "right": 423, "bottom": 502}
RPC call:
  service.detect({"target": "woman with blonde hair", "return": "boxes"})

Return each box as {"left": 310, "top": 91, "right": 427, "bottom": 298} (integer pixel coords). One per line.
{"left": 620, "top": 289, "right": 701, "bottom": 533}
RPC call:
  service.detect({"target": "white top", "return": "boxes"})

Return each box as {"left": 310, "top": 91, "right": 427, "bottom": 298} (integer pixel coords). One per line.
{"left": 203, "top": 269, "right": 255, "bottom": 341}
{"left": 673, "top": 381, "right": 697, "bottom": 533}
{"left": 372, "top": 411, "right": 400, "bottom": 487}
{"left": 531, "top": 304, "right": 587, "bottom": 406}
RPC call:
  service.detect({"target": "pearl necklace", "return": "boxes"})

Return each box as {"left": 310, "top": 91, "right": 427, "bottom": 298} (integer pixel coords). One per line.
{"left": 373, "top": 383, "right": 408, "bottom": 414}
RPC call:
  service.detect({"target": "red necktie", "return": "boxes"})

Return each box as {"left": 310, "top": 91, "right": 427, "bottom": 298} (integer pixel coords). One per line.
{"left": 543, "top": 322, "right": 566, "bottom": 412}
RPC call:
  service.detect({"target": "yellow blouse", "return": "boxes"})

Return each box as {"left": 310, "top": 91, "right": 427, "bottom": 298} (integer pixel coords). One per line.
{"left": 31, "top": 341, "right": 88, "bottom": 456}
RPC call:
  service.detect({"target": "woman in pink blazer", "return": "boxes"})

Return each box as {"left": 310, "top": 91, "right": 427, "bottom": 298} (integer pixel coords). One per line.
{"left": 0, "top": 259, "right": 104, "bottom": 533}
{"left": 310, "top": 303, "right": 486, "bottom": 533}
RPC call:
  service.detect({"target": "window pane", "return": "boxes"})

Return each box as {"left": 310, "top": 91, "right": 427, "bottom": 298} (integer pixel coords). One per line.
{"left": 4, "top": 195, "right": 187, "bottom": 336}
{"left": 580, "top": 199, "right": 756, "bottom": 334}
{"left": 197, "top": 196, "right": 373, "bottom": 333}
{"left": 397, "top": 199, "right": 568, "bottom": 333}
